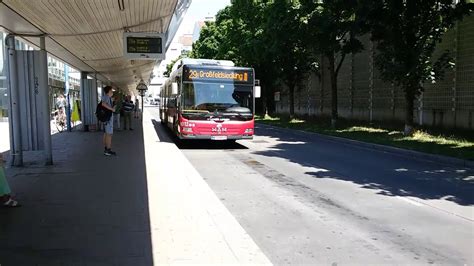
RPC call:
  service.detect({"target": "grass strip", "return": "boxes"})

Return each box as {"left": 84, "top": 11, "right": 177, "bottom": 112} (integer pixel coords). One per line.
{"left": 256, "top": 115, "right": 474, "bottom": 161}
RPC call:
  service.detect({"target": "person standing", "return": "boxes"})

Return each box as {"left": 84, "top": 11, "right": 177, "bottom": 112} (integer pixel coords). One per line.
{"left": 134, "top": 98, "right": 140, "bottom": 119}
{"left": 71, "top": 99, "right": 80, "bottom": 127}
{"left": 113, "top": 94, "right": 122, "bottom": 131}
{"left": 56, "top": 94, "right": 67, "bottom": 114}
{"left": 122, "top": 95, "right": 134, "bottom": 130}
{"left": 55, "top": 94, "right": 67, "bottom": 124}
{"left": 101, "top": 86, "right": 116, "bottom": 156}
{"left": 0, "top": 153, "right": 20, "bottom": 208}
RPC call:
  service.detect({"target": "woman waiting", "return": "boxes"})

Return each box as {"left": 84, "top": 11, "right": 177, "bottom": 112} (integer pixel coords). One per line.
{"left": 0, "top": 153, "right": 20, "bottom": 208}
{"left": 134, "top": 98, "right": 140, "bottom": 119}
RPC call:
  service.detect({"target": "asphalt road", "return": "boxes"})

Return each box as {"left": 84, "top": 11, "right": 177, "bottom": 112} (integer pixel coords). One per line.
{"left": 148, "top": 107, "right": 474, "bottom": 265}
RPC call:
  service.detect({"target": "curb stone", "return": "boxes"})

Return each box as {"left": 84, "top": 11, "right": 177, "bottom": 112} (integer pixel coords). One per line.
{"left": 257, "top": 123, "right": 474, "bottom": 169}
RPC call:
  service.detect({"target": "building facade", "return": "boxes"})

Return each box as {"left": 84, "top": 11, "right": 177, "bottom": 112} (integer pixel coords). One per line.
{"left": 0, "top": 31, "right": 81, "bottom": 121}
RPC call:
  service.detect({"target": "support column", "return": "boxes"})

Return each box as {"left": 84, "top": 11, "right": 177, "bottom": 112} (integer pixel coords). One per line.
{"left": 80, "top": 72, "right": 88, "bottom": 131}
{"left": 6, "top": 35, "right": 22, "bottom": 166}
{"left": 65, "top": 64, "right": 72, "bottom": 132}
{"left": 93, "top": 73, "right": 98, "bottom": 105}
{"left": 39, "top": 36, "right": 52, "bottom": 165}
{"left": 93, "top": 73, "right": 99, "bottom": 130}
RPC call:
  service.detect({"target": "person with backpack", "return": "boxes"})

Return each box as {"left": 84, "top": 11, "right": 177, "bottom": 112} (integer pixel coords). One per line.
{"left": 100, "top": 86, "right": 116, "bottom": 156}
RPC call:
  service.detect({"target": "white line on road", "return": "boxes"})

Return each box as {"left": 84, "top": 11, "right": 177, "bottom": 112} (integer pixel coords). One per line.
{"left": 396, "top": 196, "right": 423, "bottom": 207}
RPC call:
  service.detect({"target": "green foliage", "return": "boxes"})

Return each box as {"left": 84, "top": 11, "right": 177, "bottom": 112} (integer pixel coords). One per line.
{"left": 364, "top": 0, "right": 474, "bottom": 127}
{"left": 299, "top": 0, "right": 368, "bottom": 124}
{"left": 191, "top": 7, "right": 237, "bottom": 61}
{"left": 227, "top": 1, "right": 280, "bottom": 114}
{"left": 164, "top": 51, "right": 192, "bottom": 77}
{"left": 264, "top": 0, "right": 316, "bottom": 117}
{"left": 188, "top": 0, "right": 473, "bottom": 127}
{"left": 257, "top": 115, "right": 474, "bottom": 160}
{"left": 191, "top": 1, "right": 280, "bottom": 114}
{"left": 301, "top": 0, "right": 365, "bottom": 59}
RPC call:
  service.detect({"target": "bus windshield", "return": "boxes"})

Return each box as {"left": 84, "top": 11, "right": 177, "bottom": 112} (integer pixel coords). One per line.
{"left": 181, "top": 82, "right": 253, "bottom": 114}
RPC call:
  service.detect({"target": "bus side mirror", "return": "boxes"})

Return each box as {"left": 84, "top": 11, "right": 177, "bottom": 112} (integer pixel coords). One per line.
{"left": 172, "top": 82, "right": 178, "bottom": 95}
{"left": 254, "top": 86, "right": 261, "bottom": 98}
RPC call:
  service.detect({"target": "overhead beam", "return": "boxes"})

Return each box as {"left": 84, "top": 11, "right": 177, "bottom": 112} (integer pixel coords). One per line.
{"left": 0, "top": 2, "right": 110, "bottom": 84}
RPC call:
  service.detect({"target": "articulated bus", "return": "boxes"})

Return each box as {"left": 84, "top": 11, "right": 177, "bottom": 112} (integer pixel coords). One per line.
{"left": 160, "top": 59, "right": 261, "bottom": 141}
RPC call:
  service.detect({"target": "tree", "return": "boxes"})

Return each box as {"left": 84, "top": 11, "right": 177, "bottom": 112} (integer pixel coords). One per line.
{"left": 225, "top": 0, "right": 279, "bottom": 115}
{"left": 300, "top": 0, "right": 366, "bottom": 127}
{"left": 190, "top": 21, "right": 221, "bottom": 59}
{"left": 191, "top": 1, "right": 279, "bottom": 114}
{"left": 163, "top": 51, "right": 191, "bottom": 77}
{"left": 264, "top": 0, "right": 314, "bottom": 118}
{"left": 365, "top": 0, "right": 473, "bottom": 135}
{"left": 191, "top": 7, "right": 237, "bottom": 61}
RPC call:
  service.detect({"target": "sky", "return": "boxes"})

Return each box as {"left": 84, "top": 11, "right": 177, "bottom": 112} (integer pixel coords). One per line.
{"left": 172, "top": 0, "right": 231, "bottom": 42}
{"left": 154, "top": 0, "right": 231, "bottom": 83}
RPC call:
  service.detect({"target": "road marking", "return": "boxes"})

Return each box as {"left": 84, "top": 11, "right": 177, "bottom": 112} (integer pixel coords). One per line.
{"left": 396, "top": 196, "right": 423, "bottom": 207}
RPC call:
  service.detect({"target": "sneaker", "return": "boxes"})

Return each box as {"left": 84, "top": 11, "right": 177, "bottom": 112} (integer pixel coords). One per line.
{"left": 104, "top": 150, "right": 112, "bottom": 156}
{"left": 107, "top": 149, "right": 117, "bottom": 156}
{"left": 129, "top": 128, "right": 134, "bottom": 131}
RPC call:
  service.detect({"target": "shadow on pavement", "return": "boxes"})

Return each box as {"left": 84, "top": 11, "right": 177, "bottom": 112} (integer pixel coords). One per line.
{"left": 253, "top": 124, "right": 474, "bottom": 206}
{"left": 0, "top": 118, "right": 153, "bottom": 265}
{"left": 151, "top": 119, "right": 248, "bottom": 150}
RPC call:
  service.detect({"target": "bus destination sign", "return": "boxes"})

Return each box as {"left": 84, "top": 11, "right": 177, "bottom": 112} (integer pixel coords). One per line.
{"left": 183, "top": 67, "right": 253, "bottom": 84}
{"left": 123, "top": 32, "right": 165, "bottom": 60}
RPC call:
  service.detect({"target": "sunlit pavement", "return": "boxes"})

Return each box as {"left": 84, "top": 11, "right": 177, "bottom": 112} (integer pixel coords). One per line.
{"left": 0, "top": 108, "right": 270, "bottom": 265}
{"left": 0, "top": 118, "right": 81, "bottom": 153}
{"left": 0, "top": 121, "right": 9, "bottom": 154}
{"left": 1, "top": 106, "right": 473, "bottom": 265}
{"left": 146, "top": 104, "right": 474, "bottom": 265}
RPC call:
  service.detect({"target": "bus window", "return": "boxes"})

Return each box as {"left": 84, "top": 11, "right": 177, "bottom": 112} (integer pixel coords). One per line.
{"left": 182, "top": 82, "right": 253, "bottom": 112}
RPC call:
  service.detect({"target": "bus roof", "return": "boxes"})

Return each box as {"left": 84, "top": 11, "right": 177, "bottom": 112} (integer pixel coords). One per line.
{"left": 171, "top": 58, "right": 235, "bottom": 73}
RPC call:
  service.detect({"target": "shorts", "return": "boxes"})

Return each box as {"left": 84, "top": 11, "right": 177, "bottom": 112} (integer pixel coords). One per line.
{"left": 104, "top": 116, "right": 113, "bottom": 135}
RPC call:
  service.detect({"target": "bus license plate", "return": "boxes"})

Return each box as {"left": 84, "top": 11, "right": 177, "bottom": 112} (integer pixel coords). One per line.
{"left": 211, "top": 136, "right": 227, "bottom": 140}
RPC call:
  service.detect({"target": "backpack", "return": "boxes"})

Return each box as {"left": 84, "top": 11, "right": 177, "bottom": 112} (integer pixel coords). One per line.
{"left": 96, "top": 102, "right": 112, "bottom": 122}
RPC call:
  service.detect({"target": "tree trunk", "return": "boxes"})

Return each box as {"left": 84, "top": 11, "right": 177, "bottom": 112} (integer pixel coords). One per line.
{"left": 261, "top": 74, "right": 275, "bottom": 116}
{"left": 404, "top": 90, "right": 415, "bottom": 135}
{"left": 264, "top": 83, "right": 275, "bottom": 115}
{"left": 289, "top": 82, "right": 295, "bottom": 119}
{"left": 328, "top": 54, "right": 338, "bottom": 128}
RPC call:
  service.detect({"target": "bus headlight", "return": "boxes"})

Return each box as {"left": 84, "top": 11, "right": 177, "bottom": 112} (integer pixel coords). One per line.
{"left": 244, "top": 128, "right": 253, "bottom": 133}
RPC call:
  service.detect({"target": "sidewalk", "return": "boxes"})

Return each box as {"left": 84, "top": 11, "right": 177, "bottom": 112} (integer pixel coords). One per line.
{"left": 0, "top": 121, "right": 10, "bottom": 154}
{"left": 0, "top": 110, "right": 271, "bottom": 265}
{"left": 0, "top": 119, "right": 81, "bottom": 156}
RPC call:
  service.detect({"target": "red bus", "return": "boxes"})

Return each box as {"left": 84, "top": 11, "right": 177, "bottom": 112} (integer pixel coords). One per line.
{"left": 160, "top": 59, "right": 261, "bottom": 141}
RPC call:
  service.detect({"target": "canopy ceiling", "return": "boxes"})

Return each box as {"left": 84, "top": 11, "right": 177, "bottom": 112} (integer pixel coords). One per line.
{"left": 0, "top": 0, "right": 190, "bottom": 93}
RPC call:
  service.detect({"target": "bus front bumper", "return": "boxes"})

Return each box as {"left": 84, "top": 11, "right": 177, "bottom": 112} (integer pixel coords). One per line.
{"left": 178, "top": 134, "right": 254, "bottom": 140}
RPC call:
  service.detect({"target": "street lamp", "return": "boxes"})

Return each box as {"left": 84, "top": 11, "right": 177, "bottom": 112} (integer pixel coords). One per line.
{"left": 136, "top": 79, "right": 148, "bottom": 120}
